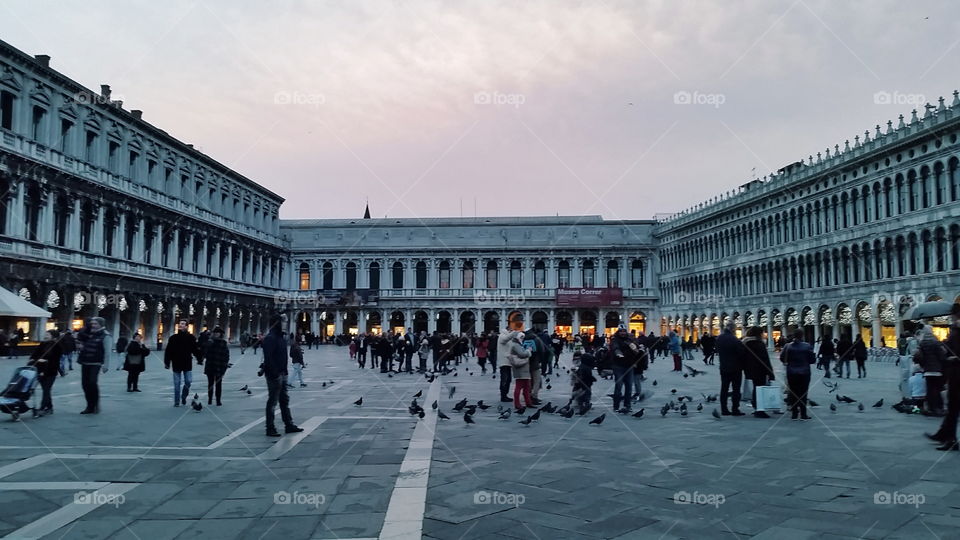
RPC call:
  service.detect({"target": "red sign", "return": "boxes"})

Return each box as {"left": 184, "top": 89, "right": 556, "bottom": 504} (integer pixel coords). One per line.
{"left": 555, "top": 288, "right": 623, "bottom": 307}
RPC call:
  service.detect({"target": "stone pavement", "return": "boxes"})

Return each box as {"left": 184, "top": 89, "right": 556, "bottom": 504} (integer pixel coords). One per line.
{"left": 0, "top": 346, "right": 956, "bottom": 539}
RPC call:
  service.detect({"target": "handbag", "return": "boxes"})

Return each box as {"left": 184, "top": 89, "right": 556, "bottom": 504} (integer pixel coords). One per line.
{"left": 755, "top": 385, "right": 782, "bottom": 411}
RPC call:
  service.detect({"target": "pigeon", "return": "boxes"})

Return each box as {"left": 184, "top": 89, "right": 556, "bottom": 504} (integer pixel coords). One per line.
{"left": 438, "top": 410, "right": 450, "bottom": 420}
{"left": 353, "top": 397, "right": 363, "bottom": 407}
{"left": 560, "top": 408, "right": 574, "bottom": 418}
{"left": 632, "top": 408, "right": 645, "bottom": 418}
{"left": 660, "top": 405, "right": 669, "bottom": 417}
{"left": 652, "top": 380, "right": 658, "bottom": 386}
{"left": 696, "top": 402, "right": 703, "bottom": 412}
{"left": 464, "top": 405, "right": 478, "bottom": 415}
{"left": 529, "top": 409, "right": 541, "bottom": 422}
{"left": 411, "top": 398, "right": 419, "bottom": 409}
{"left": 712, "top": 408, "right": 721, "bottom": 420}
{"left": 453, "top": 398, "right": 468, "bottom": 412}
{"left": 418, "top": 410, "right": 425, "bottom": 419}
{"left": 680, "top": 409, "right": 688, "bottom": 417}
{"left": 413, "top": 390, "right": 422, "bottom": 398}
{"left": 872, "top": 399, "right": 884, "bottom": 408}
{"left": 463, "top": 413, "right": 475, "bottom": 424}
{"left": 239, "top": 385, "right": 248, "bottom": 391}
{"left": 840, "top": 396, "right": 856, "bottom": 404}
{"left": 589, "top": 413, "right": 606, "bottom": 425}
{"left": 322, "top": 382, "right": 327, "bottom": 388}
{"left": 808, "top": 399, "right": 819, "bottom": 407}
{"left": 431, "top": 400, "right": 438, "bottom": 410}
{"left": 836, "top": 394, "right": 843, "bottom": 403}
{"left": 539, "top": 402, "right": 555, "bottom": 414}
{"left": 830, "top": 403, "right": 837, "bottom": 412}
{"left": 546, "top": 385, "right": 552, "bottom": 390}
{"left": 671, "top": 389, "right": 677, "bottom": 394}
{"left": 191, "top": 394, "right": 202, "bottom": 412}
{"left": 448, "top": 386, "right": 456, "bottom": 399}
{"left": 518, "top": 415, "right": 534, "bottom": 425}
{"left": 247, "top": 389, "right": 252, "bottom": 395}
{"left": 477, "top": 401, "right": 491, "bottom": 410}
{"left": 858, "top": 402, "right": 865, "bottom": 412}
{"left": 684, "top": 364, "right": 707, "bottom": 377}
{"left": 498, "top": 410, "right": 512, "bottom": 420}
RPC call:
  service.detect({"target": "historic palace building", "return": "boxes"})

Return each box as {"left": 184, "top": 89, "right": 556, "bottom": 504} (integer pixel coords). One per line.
{"left": 656, "top": 93, "right": 960, "bottom": 347}
{"left": 2, "top": 38, "right": 959, "bottom": 347}
{"left": 0, "top": 41, "right": 287, "bottom": 343}
{"left": 282, "top": 216, "right": 657, "bottom": 337}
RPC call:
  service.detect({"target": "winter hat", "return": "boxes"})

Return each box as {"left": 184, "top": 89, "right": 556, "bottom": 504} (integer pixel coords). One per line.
{"left": 617, "top": 323, "right": 627, "bottom": 331}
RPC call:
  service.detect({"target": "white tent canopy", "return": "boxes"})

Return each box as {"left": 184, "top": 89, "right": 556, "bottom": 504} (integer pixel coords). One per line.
{"left": 0, "top": 287, "right": 52, "bottom": 318}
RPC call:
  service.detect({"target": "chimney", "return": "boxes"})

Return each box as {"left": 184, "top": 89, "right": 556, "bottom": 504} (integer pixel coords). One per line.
{"left": 33, "top": 55, "right": 50, "bottom": 67}
{"left": 130, "top": 110, "right": 142, "bottom": 119}
{"left": 100, "top": 85, "right": 111, "bottom": 100}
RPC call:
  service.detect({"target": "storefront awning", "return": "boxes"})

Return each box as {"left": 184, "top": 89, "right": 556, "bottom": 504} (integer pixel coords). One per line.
{"left": 0, "top": 288, "right": 52, "bottom": 318}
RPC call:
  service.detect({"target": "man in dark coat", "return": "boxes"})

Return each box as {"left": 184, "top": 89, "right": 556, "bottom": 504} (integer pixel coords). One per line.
{"left": 928, "top": 304, "right": 960, "bottom": 450}
{"left": 164, "top": 320, "right": 200, "bottom": 407}
{"left": 743, "top": 327, "right": 774, "bottom": 418}
{"left": 715, "top": 323, "right": 745, "bottom": 416}
{"left": 203, "top": 327, "right": 230, "bottom": 406}
{"left": 262, "top": 315, "right": 303, "bottom": 437}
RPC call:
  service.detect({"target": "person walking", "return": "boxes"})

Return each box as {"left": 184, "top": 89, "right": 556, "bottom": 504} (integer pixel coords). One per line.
{"left": 742, "top": 327, "right": 774, "bottom": 418}
{"left": 818, "top": 335, "right": 835, "bottom": 378}
{"left": 29, "top": 329, "right": 62, "bottom": 415}
{"left": 476, "top": 334, "right": 489, "bottom": 374}
{"left": 123, "top": 332, "right": 149, "bottom": 392}
{"left": 780, "top": 330, "right": 815, "bottom": 420}
{"left": 59, "top": 329, "right": 76, "bottom": 373}
{"left": 239, "top": 331, "right": 251, "bottom": 355}
{"left": 203, "top": 327, "right": 230, "bottom": 405}
{"left": 853, "top": 335, "right": 868, "bottom": 378}
{"left": 357, "top": 333, "right": 369, "bottom": 369}
{"left": 261, "top": 315, "right": 303, "bottom": 437}
{"left": 835, "top": 335, "right": 853, "bottom": 378}
{"left": 290, "top": 338, "right": 307, "bottom": 388}
{"left": 164, "top": 320, "right": 200, "bottom": 407}
{"left": 716, "top": 322, "right": 745, "bottom": 416}
{"left": 76, "top": 317, "right": 112, "bottom": 414}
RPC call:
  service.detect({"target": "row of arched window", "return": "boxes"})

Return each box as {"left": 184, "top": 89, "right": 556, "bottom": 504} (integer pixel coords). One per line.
{"left": 662, "top": 224, "right": 960, "bottom": 303}
{"left": 663, "top": 156, "right": 960, "bottom": 271}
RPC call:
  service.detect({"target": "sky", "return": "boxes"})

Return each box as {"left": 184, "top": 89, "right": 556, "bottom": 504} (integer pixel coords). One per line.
{"left": 1, "top": 0, "right": 957, "bottom": 221}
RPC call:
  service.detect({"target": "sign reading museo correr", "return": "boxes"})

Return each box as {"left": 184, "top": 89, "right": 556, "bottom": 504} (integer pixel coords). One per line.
{"left": 555, "top": 288, "right": 623, "bottom": 307}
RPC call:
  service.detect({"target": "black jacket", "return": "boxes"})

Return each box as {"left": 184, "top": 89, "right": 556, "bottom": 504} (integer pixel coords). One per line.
{"left": 203, "top": 338, "right": 230, "bottom": 377}
{"left": 609, "top": 333, "right": 640, "bottom": 369}
{"left": 715, "top": 331, "right": 744, "bottom": 373}
{"left": 165, "top": 331, "right": 200, "bottom": 372}
{"left": 261, "top": 328, "right": 288, "bottom": 378}
{"left": 818, "top": 339, "right": 835, "bottom": 357}
{"left": 743, "top": 337, "right": 773, "bottom": 380}
{"left": 29, "top": 341, "right": 62, "bottom": 377}
{"left": 123, "top": 341, "right": 150, "bottom": 373}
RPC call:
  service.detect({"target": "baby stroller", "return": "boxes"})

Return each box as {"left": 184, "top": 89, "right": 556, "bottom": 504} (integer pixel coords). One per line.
{"left": 0, "top": 366, "right": 39, "bottom": 421}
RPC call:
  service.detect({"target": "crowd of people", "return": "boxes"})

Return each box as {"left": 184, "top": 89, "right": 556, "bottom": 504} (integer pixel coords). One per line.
{"left": 10, "top": 305, "right": 960, "bottom": 446}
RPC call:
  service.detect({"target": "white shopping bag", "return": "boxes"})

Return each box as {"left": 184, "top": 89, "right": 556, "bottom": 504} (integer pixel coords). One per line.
{"left": 755, "top": 385, "right": 782, "bottom": 412}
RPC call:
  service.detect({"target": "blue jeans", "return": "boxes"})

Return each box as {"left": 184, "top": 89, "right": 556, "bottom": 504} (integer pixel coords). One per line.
{"left": 632, "top": 370, "right": 643, "bottom": 400}
{"left": 60, "top": 352, "right": 74, "bottom": 372}
{"left": 613, "top": 366, "right": 634, "bottom": 410}
{"left": 173, "top": 371, "right": 193, "bottom": 404}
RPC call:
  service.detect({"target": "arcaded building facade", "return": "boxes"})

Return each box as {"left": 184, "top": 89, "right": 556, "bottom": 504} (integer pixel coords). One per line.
{"left": 656, "top": 93, "right": 960, "bottom": 346}
{"left": 282, "top": 216, "right": 657, "bottom": 337}
{"left": 0, "top": 41, "right": 287, "bottom": 342}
